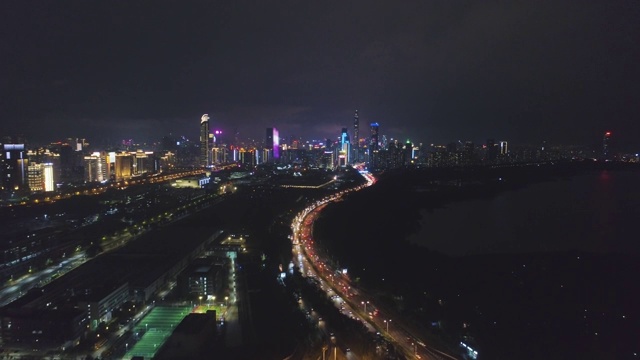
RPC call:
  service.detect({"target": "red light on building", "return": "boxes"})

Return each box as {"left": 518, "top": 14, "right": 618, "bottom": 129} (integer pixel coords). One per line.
{"left": 605, "top": 132, "right": 611, "bottom": 136}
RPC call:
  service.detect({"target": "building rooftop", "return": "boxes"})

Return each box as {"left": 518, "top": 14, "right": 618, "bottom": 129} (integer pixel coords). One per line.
{"left": 2, "top": 220, "right": 221, "bottom": 312}
{"left": 173, "top": 311, "right": 216, "bottom": 335}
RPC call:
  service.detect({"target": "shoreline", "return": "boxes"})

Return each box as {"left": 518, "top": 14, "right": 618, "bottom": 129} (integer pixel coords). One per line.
{"left": 313, "top": 162, "right": 640, "bottom": 359}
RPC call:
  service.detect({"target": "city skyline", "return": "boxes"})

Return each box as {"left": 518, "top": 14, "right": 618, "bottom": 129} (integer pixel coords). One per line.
{"left": 0, "top": 114, "right": 625, "bottom": 153}
{"left": 1, "top": 1, "right": 639, "bottom": 149}
{"left": 1, "top": 2, "right": 639, "bottom": 359}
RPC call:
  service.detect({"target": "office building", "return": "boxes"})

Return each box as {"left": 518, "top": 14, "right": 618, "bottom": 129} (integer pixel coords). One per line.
{"left": 26, "top": 162, "right": 53, "bottom": 192}
{"left": 1, "top": 143, "right": 28, "bottom": 193}
{"left": 115, "top": 153, "right": 133, "bottom": 181}
{"left": 78, "top": 282, "right": 129, "bottom": 330}
{"left": 353, "top": 110, "right": 359, "bottom": 163}
{"left": 84, "top": 152, "right": 108, "bottom": 182}
{"left": 500, "top": 141, "right": 508, "bottom": 155}
{"left": 177, "top": 261, "right": 223, "bottom": 299}
{"left": 339, "top": 127, "right": 350, "bottom": 166}
{"left": 265, "top": 127, "right": 280, "bottom": 161}
{"left": 200, "top": 114, "right": 210, "bottom": 167}
{"left": 369, "top": 123, "right": 380, "bottom": 168}
{"left": 27, "top": 163, "right": 45, "bottom": 192}
{"left": 370, "top": 123, "right": 379, "bottom": 151}
{"left": 603, "top": 131, "right": 611, "bottom": 159}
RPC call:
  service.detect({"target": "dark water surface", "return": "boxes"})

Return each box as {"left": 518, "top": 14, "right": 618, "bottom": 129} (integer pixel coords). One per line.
{"left": 408, "top": 170, "right": 640, "bottom": 256}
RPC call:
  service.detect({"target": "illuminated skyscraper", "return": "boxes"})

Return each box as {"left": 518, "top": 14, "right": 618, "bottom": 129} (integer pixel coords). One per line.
{"left": 369, "top": 123, "right": 380, "bottom": 169}
{"left": 370, "top": 123, "right": 379, "bottom": 151}
{"left": 339, "top": 127, "right": 350, "bottom": 166}
{"left": 84, "top": 152, "right": 110, "bottom": 182}
{"left": 43, "top": 163, "right": 54, "bottom": 191}
{"left": 1, "top": 143, "right": 28, "bottom": 192}
{"left": 500, "top": 141, "right": 508, "bottom": 155}
{"left": 353, "top": 110, "right": 359, "bottom": 163}
{"left": 28, "top": 163, "right": 55, "bottom": 192}
{"left": 603, "top": 131, "right": 612, "bottom": 159}
{"left": 265, "top": 127, "right": 280, "bottom": 161}
{"left": 84, "top": 155, "right": 100, "bottom": 182}
{"left": 27, "top": 163, "right": 44, "bottom": 192}
{"left": 115, "top": 153, "right": 133, "bottom": 181}
{"left": 200, "top": 114, "right": 210, "bottom": 167}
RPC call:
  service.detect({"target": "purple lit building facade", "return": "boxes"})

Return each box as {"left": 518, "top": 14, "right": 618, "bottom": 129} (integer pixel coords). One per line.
{"left": 266, "top": 128, "right": 280, "bottom": 161}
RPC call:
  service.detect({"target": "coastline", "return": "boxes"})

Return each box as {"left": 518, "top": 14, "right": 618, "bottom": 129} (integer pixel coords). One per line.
{"left": 313, "top": 162, "right": 640, "bottom": 359}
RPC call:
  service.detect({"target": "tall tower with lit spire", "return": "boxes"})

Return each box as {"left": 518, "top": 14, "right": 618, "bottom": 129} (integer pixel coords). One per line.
{"left": 200, "top": 114, "right": 210, "bottom": 167}
{"left": 603, "top": 131, "right": 612, "bottom": 160}
{"left": 352, "top": 110, "right": 359, "bottom": 163}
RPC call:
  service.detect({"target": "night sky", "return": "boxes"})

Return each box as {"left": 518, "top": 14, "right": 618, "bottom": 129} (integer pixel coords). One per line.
{"left": 1, "top": 1, "right": 639, "bottom": 149}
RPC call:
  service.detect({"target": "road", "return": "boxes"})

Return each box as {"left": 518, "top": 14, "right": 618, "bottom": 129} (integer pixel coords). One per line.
{"left": 4, "top": 169, "right": 207, "bottom": 208}
{"left": 291, "top": 170, "right": 459, "bottom": 360}
{"left": 0, "top": 253, "right": 85, "bottom": 306}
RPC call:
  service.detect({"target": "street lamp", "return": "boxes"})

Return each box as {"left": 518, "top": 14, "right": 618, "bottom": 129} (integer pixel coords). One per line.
{"left": 361, "top": 300, "right": 369, "bottom": 314}
{"left": 384, "top": 319, "right": 391, "bottom": 332}
{"left": 225, "top": 296, "right": 229, "bottom": 306}
{"left": 199, "top": 295, "right": 203, "bottom": 307}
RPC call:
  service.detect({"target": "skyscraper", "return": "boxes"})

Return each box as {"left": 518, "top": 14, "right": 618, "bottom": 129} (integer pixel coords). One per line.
{"left": 1, "top": 143, "right": 28, "bottom": 192}
{"left": 603, "top": 131, "right": 612, "bottom": 159}
{"left": 43, "top": 163, "right": 54, "bottom": 192}
{"left": 369, "top": 122, "right": 380, "bottom": 169}
{"left": 339, "top": 127, "right": 350, "bottom": 166}
{"left": 27, "top": 163, "right": 44, "bottom": 192}
{"left": 115, "top": 153, "right": 133, "bottom": 181}
{"left": 353, "top": 110, "right": 359, "bottom": 163}
{"left": 370, "top": 123, "right": 379, "bottom": 151}
{"left": 265, "top": 127, "right": 280, "bottom": 161}
{"left": 200, "top": 114, "right": 210, "bottom": 167}
{"left": 499, "top": 141, "right": 508, "bottom": 155}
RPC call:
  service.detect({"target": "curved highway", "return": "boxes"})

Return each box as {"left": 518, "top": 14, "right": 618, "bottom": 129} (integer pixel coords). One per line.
{"left": 291, "top": 169, "right": 459, "bottom": 360}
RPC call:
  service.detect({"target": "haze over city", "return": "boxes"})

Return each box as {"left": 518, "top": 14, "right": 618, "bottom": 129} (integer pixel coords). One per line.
{"left": 1, "top": 1, "right": 639, "bottom": 149}
{"left": 1, "top": 1, "right": 639, "bottom": 360}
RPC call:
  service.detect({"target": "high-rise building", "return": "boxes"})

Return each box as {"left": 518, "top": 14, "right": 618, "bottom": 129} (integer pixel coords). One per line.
{"left": 133, "top": 150, "right": 153, "bottom": 175}
{"left": 338, "top": 127, "right": 351, "bottom": 167}
{"left": 1, "top": 143, "right": 28, "bottom": 192}
{"left": 340, "top": 128, "right": 350, "bottom": 147}
{"left": 603, "top": 131, "right": 612, "bottom": 159}
{"left": 265, "top": 128, "right": 280, "bottom": 161}
{"left": 353, "top": 110, "right": 359, "bottom": 163}
{"left": 370, "top": 123, "right": 379, "bottom": 151}
{"left": 369, "top": 123, "right": 380, "bottom": 169}
{"left": 200, "top": 114, "right": 210, "bottom": 167}
{"left": 500, "top": 141, "right": 508, "bottom": 155}
{"left": 58, "top": 141, "right": 83, "bottom": 183}
{"left": 28, "top": 163, "right": 44, "bottom": 192}
{"left": 27, "top": 163, "right": 55, "bottom": 192}
{"left": 403, "top": 140, "right": 414, "bottom": 166}
{"left": 84, "top": 155, "right": 100, "bottom": 182}
{"left": 486, "top": 139, "right": 498, "bottom": 163}
{"left": 84, "top": 152, "right": 110, "bottom": 182}
{"left": 115, "top": 153, "right": 133, "bottom": 181}
{"left": 43, "top": 163, "right": 54, "bottom": 192}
